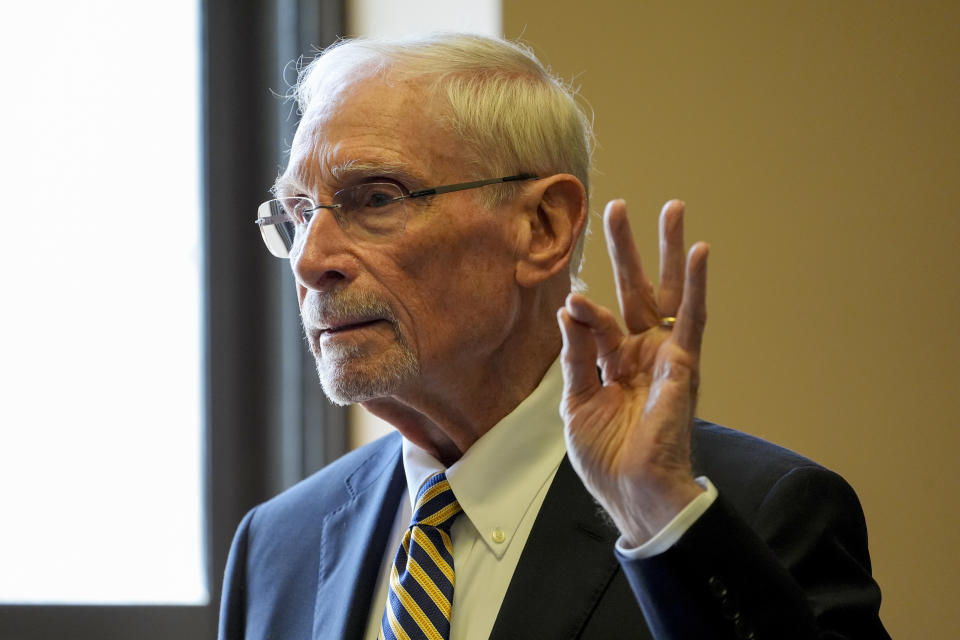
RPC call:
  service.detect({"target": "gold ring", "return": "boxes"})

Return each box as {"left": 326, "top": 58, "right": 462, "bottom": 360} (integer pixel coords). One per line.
{"left": 660, "top": 316, "right": 677, "bottom": 329}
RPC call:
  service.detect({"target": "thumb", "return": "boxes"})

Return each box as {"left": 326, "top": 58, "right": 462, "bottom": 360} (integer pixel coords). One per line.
{"left": 558, "top": 306, "right": 602, "bottom": 402}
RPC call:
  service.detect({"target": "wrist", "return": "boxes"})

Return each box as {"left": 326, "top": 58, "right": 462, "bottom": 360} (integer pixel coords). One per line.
{"left": 611, "top": 476, "right": 704, "bottom": 547}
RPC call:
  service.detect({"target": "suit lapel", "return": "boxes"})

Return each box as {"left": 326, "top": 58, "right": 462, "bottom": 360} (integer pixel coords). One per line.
{"left": 489, "top": 457, "right": 628, "bottom": 639}
{"left": 312, "top": 435, "right": 406, "bottom": 640}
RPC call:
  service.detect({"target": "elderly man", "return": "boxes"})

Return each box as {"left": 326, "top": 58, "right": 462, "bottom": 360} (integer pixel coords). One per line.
{"left": 220, "top": 34, "right": 889, "bottom": 639}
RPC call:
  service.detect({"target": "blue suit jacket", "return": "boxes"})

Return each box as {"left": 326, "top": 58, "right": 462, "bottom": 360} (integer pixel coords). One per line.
{"left": 219, "top": 420, "right": 889, "bottom": 639}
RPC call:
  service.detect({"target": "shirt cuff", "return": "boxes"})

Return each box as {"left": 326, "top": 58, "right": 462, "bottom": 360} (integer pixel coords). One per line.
{"left": 614, "top": 477, "right": 718, "bottom": 560}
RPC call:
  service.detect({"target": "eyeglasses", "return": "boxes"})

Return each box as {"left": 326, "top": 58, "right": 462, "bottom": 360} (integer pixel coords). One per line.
{"left": 255, "top": 173, "right": 538, "bottom": 258}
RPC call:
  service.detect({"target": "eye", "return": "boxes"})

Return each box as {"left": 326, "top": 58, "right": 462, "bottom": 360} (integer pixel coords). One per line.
{"left": 338, "top": 183, "right": 404, "bottom": 210}
{"left": 366, "top": 189, "right": 395, "bottom": 208}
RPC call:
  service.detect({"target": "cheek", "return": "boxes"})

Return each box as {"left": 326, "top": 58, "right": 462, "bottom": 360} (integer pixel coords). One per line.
{"left": 391, "top": 224, "right": 518, "bottom": 353}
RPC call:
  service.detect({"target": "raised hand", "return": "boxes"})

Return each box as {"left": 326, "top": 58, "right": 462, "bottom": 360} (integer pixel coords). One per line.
{"left": 558, "top": 199, "right": 710, "bottom": 547}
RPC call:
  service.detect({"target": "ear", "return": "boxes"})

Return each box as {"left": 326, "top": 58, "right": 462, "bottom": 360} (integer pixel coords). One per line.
{"left": 514, "top": 174, "right": 587, "bottom": 288}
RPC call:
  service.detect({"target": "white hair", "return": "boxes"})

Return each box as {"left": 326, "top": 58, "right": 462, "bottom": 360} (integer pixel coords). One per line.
{"left": 292, "top": 33, "right": 594, "bottom": 291}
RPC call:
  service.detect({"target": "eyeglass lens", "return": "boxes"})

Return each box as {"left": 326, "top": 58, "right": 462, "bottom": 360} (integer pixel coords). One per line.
{"left": 256, "top": 183, "right": 407, "bottom": 258}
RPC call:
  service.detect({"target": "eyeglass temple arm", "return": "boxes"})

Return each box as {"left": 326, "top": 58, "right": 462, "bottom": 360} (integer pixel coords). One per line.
{"left": 407, "top": 173, "right": 538, "bottom": 198}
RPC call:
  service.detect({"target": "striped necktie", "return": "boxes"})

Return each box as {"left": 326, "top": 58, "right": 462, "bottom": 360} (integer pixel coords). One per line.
{"left": 380, "top": 472, "right": 463, "bottom": 640}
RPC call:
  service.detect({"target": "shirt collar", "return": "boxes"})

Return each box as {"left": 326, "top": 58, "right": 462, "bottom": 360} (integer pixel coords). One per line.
{"left": 401, "top": 357, "right": 567, "bottom": 558}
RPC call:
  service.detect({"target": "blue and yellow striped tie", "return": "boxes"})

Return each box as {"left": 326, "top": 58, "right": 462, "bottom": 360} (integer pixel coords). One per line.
{"left": 380, "top": 472, "right": 463, "bottom": 640}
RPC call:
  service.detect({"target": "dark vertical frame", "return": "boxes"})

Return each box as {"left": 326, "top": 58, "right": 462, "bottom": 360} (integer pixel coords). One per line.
{"left": 0, "top": 2, "right": 344, "bottom": 637}
{"left": 206, "top": 0, "right": 347, "bottom": 628}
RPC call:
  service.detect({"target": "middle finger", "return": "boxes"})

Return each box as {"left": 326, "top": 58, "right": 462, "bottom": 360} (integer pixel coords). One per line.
{"left": 658, "top": 200, "right": 686, "bottom": 316}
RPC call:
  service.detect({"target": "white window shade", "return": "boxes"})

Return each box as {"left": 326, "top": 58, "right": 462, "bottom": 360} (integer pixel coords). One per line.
{"left": 0, "top": 2, "right": 205, "bottom": 605}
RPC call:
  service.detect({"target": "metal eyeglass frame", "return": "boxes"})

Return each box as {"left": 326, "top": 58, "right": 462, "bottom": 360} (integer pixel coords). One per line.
{"left": 256, "top": 173, "right": 539, "bottom": 227}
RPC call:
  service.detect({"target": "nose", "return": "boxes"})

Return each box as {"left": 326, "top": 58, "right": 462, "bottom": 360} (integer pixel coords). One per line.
{"left": 290, "top": 210, "right": 357, "bottom": 293}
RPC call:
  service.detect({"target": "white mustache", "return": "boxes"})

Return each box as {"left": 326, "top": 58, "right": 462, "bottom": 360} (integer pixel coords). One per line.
{"left": 300, "top": 289, "right": 398, "bottom": 333}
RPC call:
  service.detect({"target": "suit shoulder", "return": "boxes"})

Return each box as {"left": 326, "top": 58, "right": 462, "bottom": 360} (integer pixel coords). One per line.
{"left": 691, "top": 419, "right": 822, "bottom": 474}
{"left": 251, "top": 431, "right": 402, "bottom": 530}
{"left": 690, "top": 419, "right": 842, "bottom": 521}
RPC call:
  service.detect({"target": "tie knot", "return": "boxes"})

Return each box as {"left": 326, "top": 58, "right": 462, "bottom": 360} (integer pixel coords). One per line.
{"left": 411, "top": 472, "right": 462, "bottom": 531}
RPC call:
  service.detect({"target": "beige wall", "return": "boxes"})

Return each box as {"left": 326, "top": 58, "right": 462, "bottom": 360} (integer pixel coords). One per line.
{"left": 504, "top": 1, "right": 959, "bottom": 637}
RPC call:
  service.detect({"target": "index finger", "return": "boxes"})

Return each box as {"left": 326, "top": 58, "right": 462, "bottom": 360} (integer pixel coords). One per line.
{"left": 603, "top": 200, "right": 659, "bottom": 333}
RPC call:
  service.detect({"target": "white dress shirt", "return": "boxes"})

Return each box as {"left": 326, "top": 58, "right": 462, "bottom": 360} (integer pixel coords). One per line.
{"left": 363, "top": 358, "right": 717, "bottom": 640}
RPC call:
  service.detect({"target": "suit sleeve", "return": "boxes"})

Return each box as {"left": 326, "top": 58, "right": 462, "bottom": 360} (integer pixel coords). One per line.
{"left": 218, "top": 507, "right": 257, "bottom": 640}
{"left": 616, "top": 466, "right": 890, "bottom": 639}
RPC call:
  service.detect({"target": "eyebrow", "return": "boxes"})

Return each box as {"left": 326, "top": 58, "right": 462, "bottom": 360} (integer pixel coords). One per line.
{"left": 271, "top": 174, "right": 305, "bottom": 198}
{"left": 272, "top": 159, "right": 426, "bottom": 199}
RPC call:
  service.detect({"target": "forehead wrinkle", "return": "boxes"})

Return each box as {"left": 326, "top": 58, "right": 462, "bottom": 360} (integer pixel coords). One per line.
{"left": 273, "top": 130, "right": 329, "bottom": 198}
{"left": 274, "top": 136, "right": 335, "bottom": 198}
{"left": 279, "top": 82, "right": 453, "bottom": 199}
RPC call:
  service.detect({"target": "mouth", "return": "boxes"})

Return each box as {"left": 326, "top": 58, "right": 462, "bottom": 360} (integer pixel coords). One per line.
{"left": 321, "top": 318, "right": 384, "bottom": 335}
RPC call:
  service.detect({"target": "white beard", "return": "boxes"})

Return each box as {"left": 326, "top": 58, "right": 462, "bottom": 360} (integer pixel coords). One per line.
{"left": 315, "top": 338, "right": 419, "bottom": 406}
{"left": 301, "top": 288, "right": 420, "bottom": 405}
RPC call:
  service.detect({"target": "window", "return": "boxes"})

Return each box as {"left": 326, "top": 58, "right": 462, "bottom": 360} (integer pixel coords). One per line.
{"left": 0, "top": 2, "right": 205, "bottom": 605}
{"left": 0, "top": 2, "right": 346, "bottom": 636}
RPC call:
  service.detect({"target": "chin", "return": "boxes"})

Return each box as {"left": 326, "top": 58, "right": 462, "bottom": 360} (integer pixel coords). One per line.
{"left": 315, "top": 347, "right": 419, "bottom": 406}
